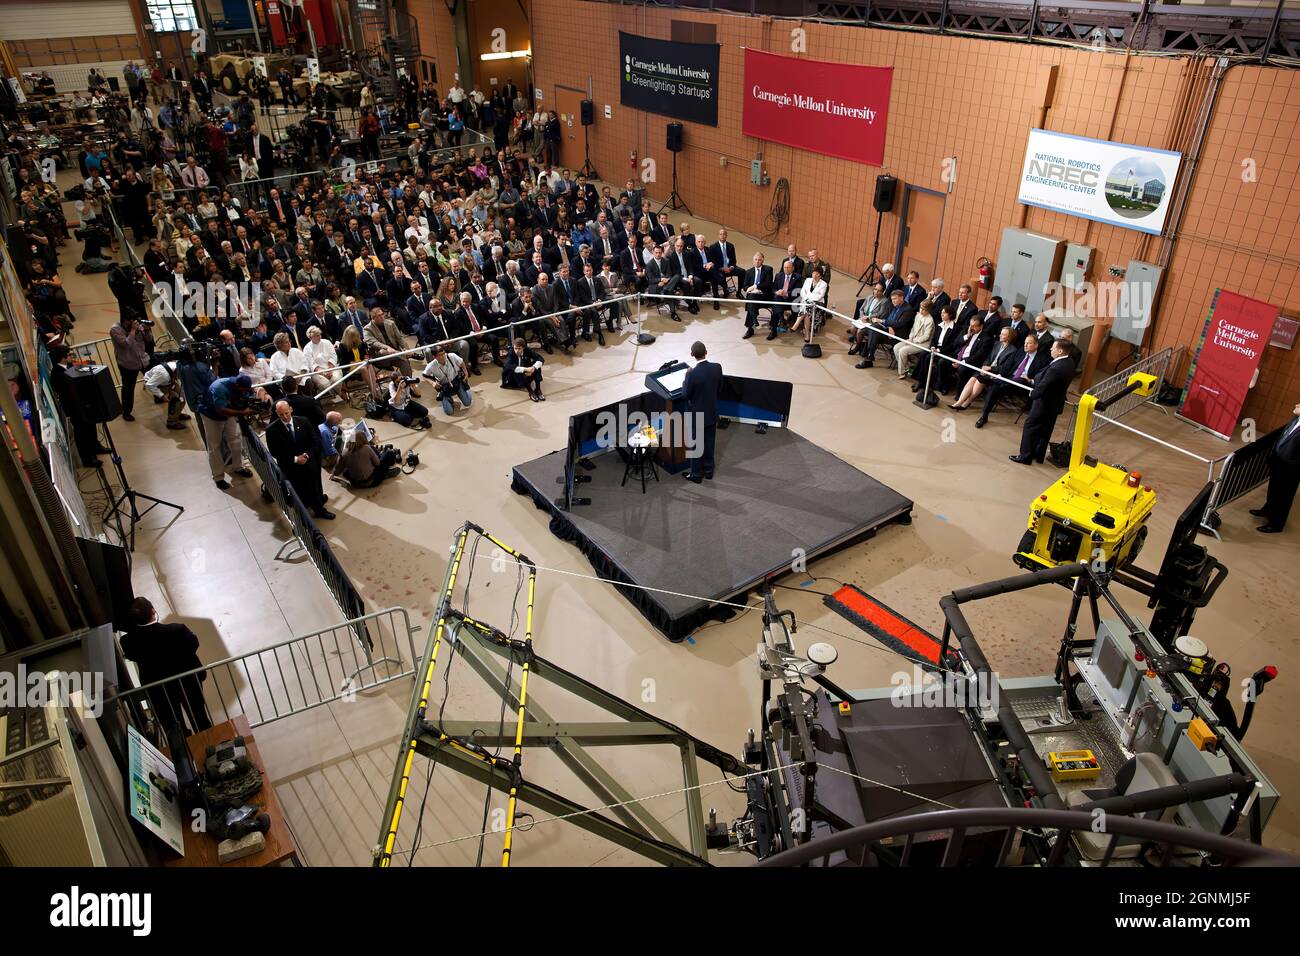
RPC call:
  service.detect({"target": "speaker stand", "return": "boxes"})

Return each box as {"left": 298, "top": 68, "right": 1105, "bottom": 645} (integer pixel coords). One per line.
{"left": 659, "top": 151, "right": 692, "bottom": 216}
{"left": 855, "top": 207, "right": 886, "bottom": 297}
{"left": 580, "top": 124, "right": 599, "bottom": 180}
{"left": 98, "top": 421, "right": 184, "bottom": 551}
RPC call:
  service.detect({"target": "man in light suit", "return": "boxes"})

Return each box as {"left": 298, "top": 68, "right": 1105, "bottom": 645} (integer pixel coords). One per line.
{"left": 683, "top": 341, "right": 722, "bottom": 483}
{"left": 1012, "top": 340, "right": 1074, "bottom": 464}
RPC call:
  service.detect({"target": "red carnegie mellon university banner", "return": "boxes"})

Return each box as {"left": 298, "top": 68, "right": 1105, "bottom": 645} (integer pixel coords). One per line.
{"left": 741, "top": 48, "right": 892, "bottom": 165}
{"left": 1179, "top": 289, "right": 1278, "bottom": 440}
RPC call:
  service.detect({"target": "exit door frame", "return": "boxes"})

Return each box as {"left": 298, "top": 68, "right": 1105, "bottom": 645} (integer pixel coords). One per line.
{"left": 895, "top": 183, "right": 948, "bottom": 284}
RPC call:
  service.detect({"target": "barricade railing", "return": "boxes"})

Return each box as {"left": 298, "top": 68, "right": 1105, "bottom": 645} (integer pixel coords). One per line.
{"left": 1199, "top": 424, "right": 1284, "bottom": 537}
{"left": 108, "top": 606, "right": 420, "bottom": 746}
{"left": 65, "top": 336, "right": 121, "bottom": 389}
{"left": 1063, "top": 345, "right": 1181, "bottom": 441}
{"left": 239, "top": 420, "right": 382, "bottom": 653}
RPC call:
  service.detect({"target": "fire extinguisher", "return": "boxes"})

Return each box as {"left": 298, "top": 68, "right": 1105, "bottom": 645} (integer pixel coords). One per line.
{"left": 630, "top": 149, "right": 637, "bottom": 170}
{"left": 977, "top": 257, "right": 994, "bottom": 290}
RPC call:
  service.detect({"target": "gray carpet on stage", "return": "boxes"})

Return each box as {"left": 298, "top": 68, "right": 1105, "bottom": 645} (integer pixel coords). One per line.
{"left": 512, "top": 426, "right": 913, "bottom": 637}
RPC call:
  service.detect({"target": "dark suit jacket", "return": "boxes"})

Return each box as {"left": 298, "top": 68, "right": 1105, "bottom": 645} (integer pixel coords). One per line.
{"left": 743, "top": 265, "right": 773, "bottom": 297}
{"left": 1028, "top": 357, "right": 1073, "bottom": 417}
{"left": 266, "top": 414, "right": 319, "bottom": 474}
{"left": 120, "top": 622, "right": 202, "bottom": 686}
{"left": 708, "top": 241, "right": 738, "bottom": 272}
{"left": 684, "top": 360, "right": 723, "bottom": 426}
{"left": 951, "top": 299, "right": 978, "bottom": 332}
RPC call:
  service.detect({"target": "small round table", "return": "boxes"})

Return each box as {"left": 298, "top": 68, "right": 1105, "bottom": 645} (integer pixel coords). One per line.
{"left": 622, "top": 428, "right": 660, "bottom": 494}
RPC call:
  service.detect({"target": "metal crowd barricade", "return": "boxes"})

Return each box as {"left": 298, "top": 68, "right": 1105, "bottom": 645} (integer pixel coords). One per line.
{"left": 1063, "top": 345, "right": 1182, "bottom": 441}
{"left": 109, "top": 606, "right": 421, "bottom": 746}
{"left": 239, "top": 420, "right": 386, "bottom": 673}
{"left": 65, "top": 336, "right": 121, "bottom": 389}
{"left": 1199, "top": 425, "right": 1283, "bottom": 537}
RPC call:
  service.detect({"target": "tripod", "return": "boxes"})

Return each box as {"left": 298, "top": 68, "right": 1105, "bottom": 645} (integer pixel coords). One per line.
{"left": 659, "top": 150, "right": 692, "bottom": 215}
{"left": 579, "top": 122, "right": 599, "bottom": 180}
{"left": 99, "top": 419, "right": 184, "bottom": 551}
{"left": 855, "top": 207, "right": 886, "bottom": 297}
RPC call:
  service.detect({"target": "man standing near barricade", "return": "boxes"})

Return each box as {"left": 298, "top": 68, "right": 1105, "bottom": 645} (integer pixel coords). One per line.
{"left": 201, "top": 373, "right": 257, "bottom": 490}
{"left": 1252, "top": 401, "right": 1300, "bottom": 534}
{"left": 267, "top": 400, "right": 333, "bottom": 520}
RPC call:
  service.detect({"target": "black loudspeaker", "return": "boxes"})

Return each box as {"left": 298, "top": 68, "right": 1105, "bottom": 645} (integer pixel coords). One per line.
{"left": 580, "top": 99, "right": 594, "bottom": 126}
{"left": 65, "top": 364, "right": 121, "bottom": 424}
{"left": 666, "top": 122, "right": 683, "bottom": 153}
{"left": 873, "top": 174, "right": 899, "bottom": 213}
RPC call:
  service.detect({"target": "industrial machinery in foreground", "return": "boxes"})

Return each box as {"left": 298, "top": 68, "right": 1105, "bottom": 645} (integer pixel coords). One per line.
{"left": 1015, "top": 373, "right": 1159, "bottom": 573}
{"left": 376, "top": 520, "right": 1287, "bottom": 867}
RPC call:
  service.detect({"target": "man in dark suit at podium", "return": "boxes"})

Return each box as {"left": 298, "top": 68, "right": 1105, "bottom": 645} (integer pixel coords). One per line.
{"left": 684, "top": 341, "right": 722, "bottom": 483}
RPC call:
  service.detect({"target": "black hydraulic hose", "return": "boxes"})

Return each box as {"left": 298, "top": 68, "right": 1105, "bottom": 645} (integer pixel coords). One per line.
{"left": 1073, "top": 773, "right": 1249, "bottom": 817}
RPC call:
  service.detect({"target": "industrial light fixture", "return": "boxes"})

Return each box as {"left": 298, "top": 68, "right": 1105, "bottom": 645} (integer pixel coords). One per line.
{"left": 481, "top": 50, "right": 531, "bottom": 61}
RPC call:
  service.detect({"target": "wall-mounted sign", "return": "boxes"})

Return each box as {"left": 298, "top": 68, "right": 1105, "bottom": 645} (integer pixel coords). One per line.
{"left": 1270, "top": 313, "right": 1298, "bottom": 350}
{"left": 618, "top": 31, "right": 719, "bottom": 127}
{"left": 741, "top": 48, "right": 891, "bottom": 166}
{"left": 1017, "top": 129, "right": 1182, "bottom": 236}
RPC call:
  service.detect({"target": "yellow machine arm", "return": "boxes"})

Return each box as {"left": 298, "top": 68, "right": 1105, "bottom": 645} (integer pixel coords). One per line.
{"left": 1070, "top": 372, "right": 1158, "bottom": 471}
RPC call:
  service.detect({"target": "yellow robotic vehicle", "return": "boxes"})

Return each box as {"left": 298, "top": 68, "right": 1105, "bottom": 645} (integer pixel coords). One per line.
{"left": 1014, "top": 372, "right": 1159, "bottom": 573}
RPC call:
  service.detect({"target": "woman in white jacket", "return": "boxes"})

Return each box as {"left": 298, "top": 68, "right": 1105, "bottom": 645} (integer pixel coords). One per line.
{"left": 893, "top": 299, "right": 935, "bottom": 379}
{"left": 303, "top": 325, "right": 343, "bottom": 402}
{"left": 787, "top": 266, "right": 828, "bottom": 336}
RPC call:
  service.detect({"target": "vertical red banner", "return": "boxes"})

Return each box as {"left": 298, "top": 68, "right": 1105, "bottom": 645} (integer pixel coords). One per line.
{"left": 1179, "top": 289, "right": 1278, "bottom": 439}
{"left": 741, "top": 48, "right": 891, "bottom": 166}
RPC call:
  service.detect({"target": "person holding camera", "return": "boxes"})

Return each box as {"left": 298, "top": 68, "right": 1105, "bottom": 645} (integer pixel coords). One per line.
{"left": 201, "top": 373, "right": 257, "bottom": 489}
{"left": 110, "top": 313, "right": 154, "bottom": 421}
{"left": 385, "top": 373, "right": 432, "bottom": 430}
{"left": 339, "top": 422, "right": 401, "bottom": 488}
{"left": 421, "top": 345, "right": 473, "bottom": 416}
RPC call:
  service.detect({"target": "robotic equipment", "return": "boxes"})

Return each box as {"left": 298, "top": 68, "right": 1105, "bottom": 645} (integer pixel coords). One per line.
{"left": 1015, "top": 373, "right": 1158, "bottom": 572}
{"left": 718, "top": 543, "right": 1279, "bottom": 865}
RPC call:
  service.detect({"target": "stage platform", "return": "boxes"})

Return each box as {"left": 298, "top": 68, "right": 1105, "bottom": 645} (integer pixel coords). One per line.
{"left": 511, "top": 426, "right": 913, "bottom": 641}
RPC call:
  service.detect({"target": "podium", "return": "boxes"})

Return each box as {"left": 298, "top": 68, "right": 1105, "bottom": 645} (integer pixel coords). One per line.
{"left": 644, "top": 363, "right": 690, "bottom": 471}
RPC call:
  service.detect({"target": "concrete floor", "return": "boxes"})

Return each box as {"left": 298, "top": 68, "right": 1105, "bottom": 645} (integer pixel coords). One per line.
{"left": 56, "top": 183, "right": 1300, "bottom": 863}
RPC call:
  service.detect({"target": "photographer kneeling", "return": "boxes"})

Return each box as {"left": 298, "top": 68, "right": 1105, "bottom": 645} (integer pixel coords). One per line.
{"left": 421, "top": 345, "right": 473, "bottom": 416}
{"left": 339, "top": 422, "right": 401, "bottom": 488}
{"left": 385, "top": 372, "right": 433, "bottom": 430}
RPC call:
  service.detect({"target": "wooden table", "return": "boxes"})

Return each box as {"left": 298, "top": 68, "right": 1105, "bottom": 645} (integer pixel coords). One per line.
{"left": 165, "top": 716, "right": 300, "bottom": 867}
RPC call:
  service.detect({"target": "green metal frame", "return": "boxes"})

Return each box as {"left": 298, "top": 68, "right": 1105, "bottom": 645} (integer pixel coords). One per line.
{"left": 374, "top": 523, "right": 745, "bottom": 867}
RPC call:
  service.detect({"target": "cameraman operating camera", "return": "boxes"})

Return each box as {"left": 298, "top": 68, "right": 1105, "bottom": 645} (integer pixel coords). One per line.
{"left": 109, "top": 312, "right": 154, "bottom": 421}
{"left": 385, "top": 372, "right": 432, "bottom": 430}
{"left": 200, "top": 373, "right": 258, "bottom": 490}
{"left": 421, "top": 345, "right": 473, "bottom": 416}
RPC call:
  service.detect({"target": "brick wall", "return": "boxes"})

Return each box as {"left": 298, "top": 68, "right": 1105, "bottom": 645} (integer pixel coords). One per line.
{"left": 529, "top": 2, "right": 1300, "bottom": 432}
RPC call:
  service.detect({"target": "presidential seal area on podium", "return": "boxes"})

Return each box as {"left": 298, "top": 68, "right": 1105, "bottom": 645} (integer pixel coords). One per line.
{"left": 511, "top": 362, "right": 914, "bottom": 641}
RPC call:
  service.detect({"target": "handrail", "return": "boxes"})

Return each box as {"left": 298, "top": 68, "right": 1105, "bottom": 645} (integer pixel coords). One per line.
{"left": 756, "top": 806, "right": 1300, "bottom": 867}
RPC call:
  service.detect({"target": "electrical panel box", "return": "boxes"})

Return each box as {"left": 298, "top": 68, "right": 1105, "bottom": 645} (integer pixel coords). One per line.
{"left": 1060, "top": 243, "right": 1094, "bottom": 294}
{"left": 1112, "top": 261, "right": 1164, "bottom": 347}
{"left": 992, "top": 228, "right": 1066, "bottom": 317}
{"left": 750, "top": 159, "right": 763, "bottom": 185}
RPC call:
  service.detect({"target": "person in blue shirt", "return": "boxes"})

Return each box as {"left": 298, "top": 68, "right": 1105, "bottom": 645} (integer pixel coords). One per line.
{"left": 201, "top": 373, "right": 257, "bottom": 489}
{"left": 318, "top": 410, "right": 343, "bottom": 470}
